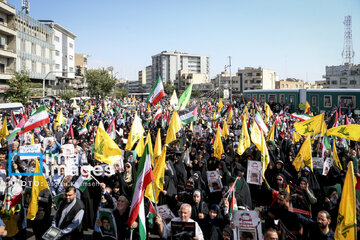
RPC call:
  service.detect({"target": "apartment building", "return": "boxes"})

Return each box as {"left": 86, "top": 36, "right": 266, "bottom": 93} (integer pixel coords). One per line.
{"left": 275, "top": 78, "right": 304, "bottom": 89}
{"left": 237, "top": 67, "right": 276, "bottom": 91}
{"left": 175, "top": 70, "right": 213, "bottom": 92}
{"left": 323, "top": 64, "right": 360, "bottom": 88}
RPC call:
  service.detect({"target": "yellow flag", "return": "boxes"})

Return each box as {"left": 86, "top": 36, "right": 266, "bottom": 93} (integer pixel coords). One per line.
{"left": 54, "top": 109, "right": 65, "bottom": 131}
{"left": 305, "top": 101, "right": 311, "bottom": 114}
{"left": 250, "top": 121, "right": 262, "bottom": 151}
{"left": 31, "top": 133, "right": 35, "bottom": 145}
{"left": 332, "top": 140, "right": 343, "bottom": 171}
{"left": 94, "top": 121, "right": 122, "bottom": 165}
{"left": 83, "top": 107, "right": 93, "bottom": 128}
{"left": 227, "top": 108, "right": 233, "bottom": 124}
{"left": 267, "top": 123, "right": 275, "bottom": 142}
{"left": 260, "top": 131, "right": 270, "bottom": 174}
{"left": 27, "top": 160, "right": 49, "bottom": 220}
{"left": 214, "top": 126, "right": 224, "bottom": 159}
{"left": 264, "top": 102, "right": 273, "bottom": 123}
{"left": 165, "top": 111, "right": 182, "bottom": 145}
{"left": 243, "top": 106, "right": 249, "bottom": 120}
{"left": 125, "top": 114, "right": 145, "bottom": 151}
{"left": 189, "top": 122, "right": 194, "bottom": 132}
{"left": 170, "top": 90, "right": 178, "bottom": 107}
{"left": 292, "top": 131, "right": 302, "bottom": 144}
{"left": 72, "top": 99, "right": 78, "bottom": 108}
{"left": 218, "top": 99, "right": 223, "bottom": 112}
{"left": 135, "top": 135, "right": 145, "bottom": 157}
{"left": 153, "top": 129, "right": 162, "bottom": 167}
{"left": 222, "top": 121, "right": 229, "bottom": 139}
{"left": 144, "top": 131, "right": 153, "bottom": 159}
{"left": 294, "top": 113, "right": 324, "bottom": 136}
{"left": 335, "top": 161, "right": 357, "bottom": 240}
{"left": 0, "top": 117, "right": 9, "bottom": 140}
{"left": 104, "top": 104, "right": 108, "bottom": 113}
{"left": 237, "top": 116, "right": 251, "bottom": 155}
{"left": 145, "top": 145, "right": 166, "bottom": 203}
{"left": 147, "top": 104, "right": 151, "bottom": 113}
{"left": 292, "top": 136, "right": 313, "bottom": 171}
{"left": 327, "top": 124, "right": 360, "bottom": 141}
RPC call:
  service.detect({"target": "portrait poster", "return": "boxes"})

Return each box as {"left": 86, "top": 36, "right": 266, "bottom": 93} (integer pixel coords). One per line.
{"left": 23, "top": 186, "right": 32, "bottom": 209}
{"left": 98, "top": 208, "right": 117, "bottom": 239}
{"left": 322, "top": 157, "right": 334, "bottom": 176}
{"left": 158, "top": 204, "right": 175, "bottom": 224}
{"left": 61, "top": 144, "right": 75, "bottom": 156}
{"left": 171, "top": 221, "right": 195, "bottom": 240}
{"left": 246, "top": 161, "right": 262, "bottom": 185}
{"left": 207, "top": 171, "right": 223, "bottom": 192}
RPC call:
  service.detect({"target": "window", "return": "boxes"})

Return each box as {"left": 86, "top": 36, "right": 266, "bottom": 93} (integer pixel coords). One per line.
{"left": 41, "top": 47, "right": 45, "bottom": 57}
{"left": 324, "top": 95, "right": 332, "bottom": 107}
{"left": 280, "top": 94, "right": 285, "bottom": 104}
{"left": 331, "top": 81, "right": 337, "bottom": 85}
{"left": 20, "top": 39, "right": 25, "bottom": 51}
{"left": 256, "top": 73, "right": 261, "bottom": 76}
{"left": 295, "top": 84, "right": 298, "bottom": 88}
{"left": 69, "top": 55, "right": 73, "bottom": 60}
{"left": 247, "top": 73, "right": 253, "bottom": 76}
{"left": 55, "top": 50, "right": 60, "bottom": 56}
{"left": 252, "top": 94, "right": 257, "bottom": 100}
{"left": 0, "top": 63, "right": 4, "bottom": 73}
{"left": 31, "top": 43, "right": 36, "bottom": 54}
{"left": 0, "top": 18, "right": 4, "bottom": 24}
{"left": 281, "top": 84, "right": 284, "bottom": 88}
{"left": 268, "top": 94, "right": 277, "bottom": 103}
{"left": 338, "top": 96, "right": 355, "bottom": 108}
{"left": 55, "top": 64, "right": 60, "bottom": 69}
{"left": 0, "top": 37, "right": 6, "bottom": 48}
{"left": 69, "top": 43, "right": 73, "bottom": 48}
{"left": 69, "top": 67, "right": 73, "bottom": 72}
{"left": 260, "top": 94, "right": 265, "bottom": 103}
{"left": 311, "top": 96, "right": 317, "bottom": 106}
{"left": 289, "top": 96, "right": 294, "bottom": 104}
{"left": 246, "top": 94, "right": 251, "bottom": 100}
{"left": 54, "top": 36, "right": 59, "bottom": 42}
{"left": 41, "top": 63, "right": 45, "bottom": 74}
{"left": 21, "top": 59, "right": 26, "bottom": 71}
{"left": 286, "top": 84, "right": 288, "bottom": 88}
{"left": 350, "top": 80, "right": 356, "bottom": 85}
{"left": 31, "top": 61, "right": 36, "bottom": 72}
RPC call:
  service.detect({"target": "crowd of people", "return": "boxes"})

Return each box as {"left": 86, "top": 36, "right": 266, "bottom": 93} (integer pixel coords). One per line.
{"left": 0, "top": 94, "right": 358, "bottom": 240}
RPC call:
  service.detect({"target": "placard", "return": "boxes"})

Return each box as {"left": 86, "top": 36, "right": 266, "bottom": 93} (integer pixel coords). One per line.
{"left": 233, "top": 210, "right": 262, "bottom": 240}
{"left": 322, "top": 157, "right": 334, "bottom": 176}
{"left": 171, "top": 221, "right": 195, "bottom": 240}
{"left": 246, "top": 161, "right": 262, "bottom": 185}
{"left": 19, "top": 144, "right": 41, "bottom": 159}
{"left": 207, "top": 171, "right": 223, "bottom": 192}
{"left": 98, "top": 208, "right": 117, "bottom": 239}
{"left": 312, "top": 157, "right": 324, "bottom": 169}
{"left": 23, "top": 186, "right": 32, "bottom": 209}
{"left": 158, "top": 204, "right": 175, "bottom": 223}
{"left": 193, "top": 125, "right": 202, "bottom": 137}
{"left": 42, "top": 226, "right": 62, "bottom": 240}
{"left": 61, "top": 144, "right": 75, "bottom": 156}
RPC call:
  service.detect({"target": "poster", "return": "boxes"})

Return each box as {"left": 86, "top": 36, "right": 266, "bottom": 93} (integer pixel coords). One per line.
{"left": 61, "top": 144, "right": 75, "bottom": 156}
{"left": 193, "top": 125, "right": 202, "bottom": 137}
{"left": 19, "top": 144, "right": 41, "bottom": 159}
{"left": 232, "top": 210, "right": 262, "bottom": 240}
{"left": 237, "top": 229, "right": 257, "bottom": 240}
{"left": 207, "top": 171, "right": 223, "bottom": 192}
{"left": 23, "top": 186, "right": 32, "bottom": 209}
{"left": 246, "top": 161, "right": 262, "bottom": 185}
{"left": 322, "top": 157, "right": 334, "bottom": 176}
{"left": 98, "top": 208, "right": 117, "bottom": 239}
{"left": 288, "top": 183, "right": 311, "bottom": 217}
{"left": 171, "top": 221, "right": 195, "bottom": 240}
{"left": 312, "top": 157, "right": 324, "bottom": 169}
{"left": 158, "top": 204, "right": 175, "bottom": 224}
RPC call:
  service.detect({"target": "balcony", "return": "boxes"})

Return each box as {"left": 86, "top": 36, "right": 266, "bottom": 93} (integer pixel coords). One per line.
{"left": 0, "top": 69, "right": 13, "bottom": 80}
{"left": 0, "top": 1, "right": 16, "bottom": 15}
{"left": 0, "top": 47, "right": 15, "bottom": 58}
{"left": 0, "top": 23, "right": 15, "bottom": 36}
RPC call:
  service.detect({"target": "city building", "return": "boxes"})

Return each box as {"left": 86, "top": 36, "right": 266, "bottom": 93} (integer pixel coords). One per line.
{"left": 175, "top": 70, "right": 213, "bottom": 92}
{"left": 0, "top": 0, "right": 16, "bottom": 98}
{"left": 15, "top": 10, "right": 55, "bottom": 95}
{"left": 323, "top": 64, "right": 360, "bottom": 88}
{"left": 75, "top": 53, "right": 88, "bottom": 77}
{"left": 128, "top": 80, "right": 140, "bottom": 93}
{"left": 151, "top": 51, "right": 209, "bottom": 85}
{"left": 275, "top": 78, "right": 304, "bottom": 89}
{"left": 212, "top": 71, "right": 240, "bottom": 93}
{"left": 137, "top": 65, "right": 153, "bottom": 93}
{"left": 304, "top": 81, "right": 324, "bottom": 89}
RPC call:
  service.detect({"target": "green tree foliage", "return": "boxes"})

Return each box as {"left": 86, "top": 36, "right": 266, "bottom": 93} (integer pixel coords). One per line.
{"left": 164, "top": 81, "right": 177, "bottom": 96}
{"left": 115, "top": 87, "right": 129, "bottom": 98}
{"left": 191, "top": 90, "right": 202, "bottom": 98}
{"left": 86, "top": 69, "right": 117, "bottom": 99}
{"left": 58, "top": 90, "right": 77, "bottom": 101}
{"left": 4, "top": 71, "right": 32, "bottom": 104}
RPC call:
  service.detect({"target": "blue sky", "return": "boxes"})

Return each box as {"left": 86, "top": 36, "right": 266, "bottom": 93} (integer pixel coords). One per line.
{"left": 8, "top": 0, "right": 360, "bottom": 82}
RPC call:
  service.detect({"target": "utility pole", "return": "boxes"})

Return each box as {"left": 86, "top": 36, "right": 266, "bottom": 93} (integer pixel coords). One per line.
{"left": 228, "top": 56, "right": 232, "bottom": 101}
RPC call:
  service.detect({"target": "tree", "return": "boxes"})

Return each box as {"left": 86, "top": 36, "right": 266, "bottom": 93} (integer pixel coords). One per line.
{"left": 86, "top": 69, "right": 117, "bottom": 99}
{"left": 192, "top": 90, "right": 202, "bottom": 98}
{"left": 4, "top": 71, "right": 32, "bottom": 104}
{"left": 164, "top": 80, "right": 177, "bottom": 96}
{"left": 116, "top": 87, "right": 128, "bottom": 98}
{"left": 58, "top": 90, "right": 77, "bottom": 101}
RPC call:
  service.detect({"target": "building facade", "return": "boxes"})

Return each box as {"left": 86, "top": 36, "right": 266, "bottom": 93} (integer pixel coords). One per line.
{"left": 275, "top": 78, "right": 304, "bottom": 89}
{"left": 236, "top": 67, "right": 276, "bottom": 91}
{"left": 151, "top": 51, "right": 209, "bottom": 85}
{"left": 212, "top": 72, "right": 241, "bottom": 93}
{"left": 0, "top": 0, "right": 16, "bottom": 96}
{"left": 15, "top": 10, "right": 55, "bottom": 95}
{"left": 175, "top": 70, "right": 213, "bottom": 92}
{"left": 323, "top": 64, "right": 360, "bottom": 88}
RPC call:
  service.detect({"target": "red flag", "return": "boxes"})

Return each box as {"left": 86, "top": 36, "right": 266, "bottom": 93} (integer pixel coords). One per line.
{"left": 10, "top": 110, "right": 18, "bottom": 128}
{"left": 68, "top": 125, "right": 74, "bottom": 139}
{"left": 346, "top": 115, "right": 350, "bottom": 125}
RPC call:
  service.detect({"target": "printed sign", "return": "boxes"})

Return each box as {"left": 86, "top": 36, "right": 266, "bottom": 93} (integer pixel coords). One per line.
{"left": 158, "top": 204, "right": 175, "bottom": 223}
{"left": 61, "top": 144, "right": 75, "bottom": 156}
{"left": 19, "top": 144, "right": 41, "bottom": 159}
{"left": 98, "top": 208, "right": 117, "bottom": 239}
{"left": 207, "top": 171, "right": 223, "bottom": 192}
{"left": 246, "top": 161, "right": 262, "bottom": 185}
{"left": 322, "top": 157, "right": 334, "bottom": 176}
{"left": 171, "top": 221, "right": 195, "bottom": 240}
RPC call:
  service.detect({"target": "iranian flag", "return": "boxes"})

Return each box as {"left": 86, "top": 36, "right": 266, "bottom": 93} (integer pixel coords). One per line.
{"left": 18, "top": 105, "right": 50, "bottom": 135}
{"left": 78, "top": 127, "right": 88, "bottom": 135}
{"left": 290, "top": 113, "right": 312, "bottom": 121}
{"left": 180, "top": 105, "right": 198, "bottom": 125}
{"left": 128, "top": 144, "right": 153, "bottom": 240}
{"left": 152, "top": 108, "right": 163, "bottom": 123}
{"left": 107, "top": 118, "right": 116, "bottom": 140}
{"left": 146, "top": 76, "right": 165, "bottom": 105}
{"left": 254, "top": 111, "right": 268, "bottom": 134}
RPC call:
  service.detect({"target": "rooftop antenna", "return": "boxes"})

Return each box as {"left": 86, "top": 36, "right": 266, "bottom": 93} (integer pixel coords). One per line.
{"left": 342, "top": 15, "right": 355, "bottom": 65}
{"left": 21, "top": 0, "right": 30, "bottom": 14}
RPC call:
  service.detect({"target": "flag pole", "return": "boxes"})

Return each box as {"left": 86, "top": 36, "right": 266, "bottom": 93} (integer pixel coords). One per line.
{"left": 151, "top": 180, "right": 158, "bottom": 214}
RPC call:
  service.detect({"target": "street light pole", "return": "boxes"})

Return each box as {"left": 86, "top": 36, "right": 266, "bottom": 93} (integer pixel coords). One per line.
{"left": 228, "top": 56, "right": 232, "bottom": 101}
{"left": 43, "top": 71, "right": 75, "bottom": 97}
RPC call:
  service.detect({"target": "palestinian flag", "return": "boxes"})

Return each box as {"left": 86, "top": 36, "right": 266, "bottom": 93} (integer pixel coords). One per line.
{"left": 107, "top": 118, "right": 116, "bottom": 140}
{"left": 5, "top": 116, "right": 26, "bottom": 144}
{"left": 146, "top": 76, "right": 165, "bottom": 105}
{"left": 74, "top": 168, "right": 93, "bottom": 192}
{"left": 18, "top": 105, "right": 50, "bottom": 135}
{"left": 290, "top": 113, "right": 312, "bottom": 121}
{"left": 79, "top": 127, "right": 88, "bottom": 135}
{"left": 229, "top": 190, "right": 238, "bottom": 215}
{"left": 10, "top": 110, "right": 18, "bottom": 129}
{"left": 180, "top": 105, "right": 198, "bottom": 125}
{"left": 147, "top": 201, "right": 157, "bottom": 224}
{"left": 68, "top": 125, "right": 74, "bottom": 139}
{"left": 254, "top": 111, "right": 268, "bottom": 134}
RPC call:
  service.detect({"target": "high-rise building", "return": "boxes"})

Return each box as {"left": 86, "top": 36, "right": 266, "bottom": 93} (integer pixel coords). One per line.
{"left": 151, "top": 51, "right": 209, "bottom": 84}
{"left": 237, "top": 67, "right": 276, "bottom": 91}
{"left": 0, "top": 0, "right": 16, "bottom": 98}
{"left": 323, "top": 64, "right": 360, "bottom": 88}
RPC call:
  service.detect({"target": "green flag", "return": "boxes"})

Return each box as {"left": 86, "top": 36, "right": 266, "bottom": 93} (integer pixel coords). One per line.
{"left": 177, "top": 82, "right": 193, "bottom": 111}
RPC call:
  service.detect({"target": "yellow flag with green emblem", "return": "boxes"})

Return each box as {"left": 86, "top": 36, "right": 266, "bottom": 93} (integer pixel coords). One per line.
{"left": 218, "top": 99, "right": 223, "bottom": 112}
{"left": 264, "top": 102, "right": 273, "bottom": 123}
{"left": 294, "top": 113, "right": 324, "bottom": 136}
{"left": 327, "top": 124, "right": 360, "bottom": 141}
{"left": 292, "top": 136, "right": 312, "bottom": 171}
{"left": 125, "top": 114, "right": 145, "bottom": 151}
{"left": 332, "top": 140, "right": 343, "bottom": 171}
{"left": 222, "top": 121, "right": 229, "bottom": 139}
{"left": 335, "top": 161, "right": 357, "bottom": 240}
{"left": 135, "top": 135, "right": 145, "bottom": 157}
{"left": 145, "top": 145, "right": 166, "bottom": 203}
{"left": 152, "top": 129, "right": 162, "bottom": 167}
{"left": 144, "top": 131, "right": 153, "bottom": 159}
{"left": 0, "top": 117, "right": 9, "bottom": 140}
{"left": 250, "top": 121, "right": 262, "bottom": 151}
{"left": 94, "top": 121, "right": 122, "bottom": 165}
{"left": 214, "top": 126, "right": 224, "bottom": 159}
{"left": 237, "top": 116, "right": 251, "bottom": 155}
{"left": 260, "top": 131, "right": 270, "bottom": 174}
{"left": 266, "top": 123, "right": 275, "bottom": 142}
